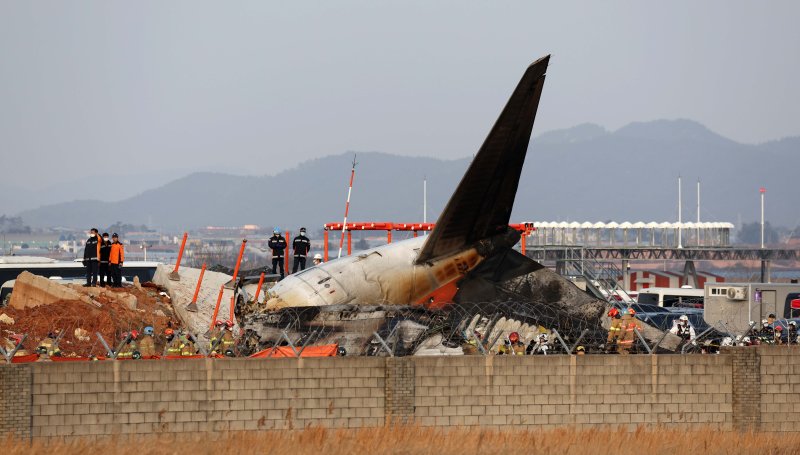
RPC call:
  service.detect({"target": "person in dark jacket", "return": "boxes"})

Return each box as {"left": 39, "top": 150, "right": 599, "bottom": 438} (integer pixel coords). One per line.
{"left": 268, "top": 228, "right": 287, "bottom": 279}
{"left": 83, "top": 228, "right": 101, "bottom": 287}
{"left": 98, "top": 233, "right": 111, "bottom": 287}
{"left": 292, "top": 227, "right": 311, "bottom": 273}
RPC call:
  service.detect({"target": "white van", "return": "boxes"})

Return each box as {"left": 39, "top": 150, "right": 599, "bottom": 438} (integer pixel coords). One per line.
{"left": 636, "top": 287, "right": 704, "bottom": 308}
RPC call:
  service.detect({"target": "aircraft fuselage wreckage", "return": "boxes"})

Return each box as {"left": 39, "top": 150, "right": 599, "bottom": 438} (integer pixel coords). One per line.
{"left": 243, "top": 56, "right": 681, "bottom": 355}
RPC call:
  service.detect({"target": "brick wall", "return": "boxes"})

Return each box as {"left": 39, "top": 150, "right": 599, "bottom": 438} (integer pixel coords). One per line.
{"left": 0, "top": 363, "right": 31, "bottom": 439}
{"left": 1, "top": 348, "right": 800, "bottom": 440}
{"left": 758, "top": 346, "right": 800, "bottom": 432}
{"left": 385, "top": 358, "right": 415, "bottom": 423}
{"left": 413, "top": 354, "right": 732, "bottom": 429}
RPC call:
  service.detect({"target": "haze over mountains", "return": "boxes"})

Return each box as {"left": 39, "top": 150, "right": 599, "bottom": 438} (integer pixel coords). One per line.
{"left": 13, "top": 119, "right": 800, "bottom": 230}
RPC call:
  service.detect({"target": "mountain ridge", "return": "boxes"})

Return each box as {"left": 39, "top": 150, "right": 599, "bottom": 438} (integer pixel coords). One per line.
{"left": 15, "top": 119, "right": 800, "bottom": 229}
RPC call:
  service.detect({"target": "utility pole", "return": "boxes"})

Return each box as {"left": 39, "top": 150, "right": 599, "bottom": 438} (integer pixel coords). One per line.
{"left": 760, "top": 187, "right": 766, "bottom": 249}
{"left": 696, "top": 179, "right": 701, "bottom": 246}
{"left": 423, "top": 177, "right": 427, "bottom": 235}
{"left": 677, "top": 175, "right": 682, "bottom": 248}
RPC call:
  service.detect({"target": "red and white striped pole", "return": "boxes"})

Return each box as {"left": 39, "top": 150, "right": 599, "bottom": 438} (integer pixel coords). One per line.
{"left": 338, "top": 155, "right": 357, "bottom": 259}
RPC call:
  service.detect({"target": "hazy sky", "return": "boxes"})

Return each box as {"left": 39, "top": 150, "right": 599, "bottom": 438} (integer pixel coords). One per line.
{"left": 1, "top": 1, "right": 799, "bottom": 190}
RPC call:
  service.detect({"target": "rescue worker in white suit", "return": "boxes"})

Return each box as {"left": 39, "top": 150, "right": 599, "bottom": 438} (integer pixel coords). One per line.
{"left": 670, "top": 315, "right": 696, "bottom": 348}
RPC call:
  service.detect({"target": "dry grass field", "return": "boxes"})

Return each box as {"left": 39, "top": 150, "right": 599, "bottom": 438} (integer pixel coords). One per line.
{"left": 4, "top": 425, "right": 799, "bottom": 455}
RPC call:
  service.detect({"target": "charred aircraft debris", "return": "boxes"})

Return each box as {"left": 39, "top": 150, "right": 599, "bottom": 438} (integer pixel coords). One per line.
{"left": 240, "top": 56, "right": 682, "bottom": 355}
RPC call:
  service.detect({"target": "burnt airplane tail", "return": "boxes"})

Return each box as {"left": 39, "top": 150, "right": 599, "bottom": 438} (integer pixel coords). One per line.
{"left": 416, "top": 55, "right": 550, "bottom": 264}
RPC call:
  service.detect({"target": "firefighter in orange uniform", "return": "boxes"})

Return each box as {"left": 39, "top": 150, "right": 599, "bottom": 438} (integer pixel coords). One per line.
{"left": 618, "top": 308, "right": 641, "bottom": 355}
{"left": 606, "top": 307, "right": 623, "bottom": 353}
{"left": 109, "top": 233, "right": 125, "bottom": 288}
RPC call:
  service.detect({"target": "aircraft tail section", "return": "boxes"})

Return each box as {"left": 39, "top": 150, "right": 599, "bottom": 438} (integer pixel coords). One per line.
{"left": 416, "top": 55, "right": 549, "bottom": 264}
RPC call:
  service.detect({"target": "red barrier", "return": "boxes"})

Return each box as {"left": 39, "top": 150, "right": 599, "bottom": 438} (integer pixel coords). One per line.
{"left": 187, "top": 263, "right": 206, "bottom": 312}
{"left": 162, "top": 355, "right": 205, "bottom": 360}
{"left": 252, "top": 272, "right": 265, "bottom": 304}
{"left": 51, "top": 356, "right": 93, "bottom": 362}
{"left": 210, "top": 285, "right": 225, "bottom": 329}
{"left": 230, "top": 239, "right": 247, "bottom": 286}
{"left": 10, "top": 353, "right": 40, "bottom": 363}
{"left": 172, "top": 232, "right": 188, "bottom": 274}
{"left": 323, "top": 229, "right": 329, "bottom": 262}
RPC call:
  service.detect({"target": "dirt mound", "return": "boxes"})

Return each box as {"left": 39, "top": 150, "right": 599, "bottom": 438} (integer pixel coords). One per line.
{"left": 1, "top": 283, "right": 180, "bottom": 357}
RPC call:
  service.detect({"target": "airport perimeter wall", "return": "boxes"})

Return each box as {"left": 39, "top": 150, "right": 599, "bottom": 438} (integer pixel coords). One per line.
{"left": 1, "top": 346, "right": 799, "bottom": 440}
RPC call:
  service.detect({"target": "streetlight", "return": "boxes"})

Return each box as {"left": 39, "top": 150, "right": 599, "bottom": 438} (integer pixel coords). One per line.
{"left": 760, "top": 187, "right": 766, "bottom": 249}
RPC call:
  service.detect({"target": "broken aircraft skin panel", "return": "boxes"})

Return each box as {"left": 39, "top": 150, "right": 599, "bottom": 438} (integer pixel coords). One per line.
{"left": 245, "top": 55, "right": 680, "bottom": 355}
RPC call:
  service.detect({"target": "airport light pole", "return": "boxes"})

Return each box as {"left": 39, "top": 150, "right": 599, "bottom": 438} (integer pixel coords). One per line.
{"left": 677, "top": 175, "right": 682, "bottom": 248}
{"left": 760, "top": 187, "right": 766, "bottom": 249}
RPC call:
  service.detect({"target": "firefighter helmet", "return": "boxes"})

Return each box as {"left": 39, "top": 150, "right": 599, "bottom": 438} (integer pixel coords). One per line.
{"left": 509, "top": 332, "right": 520, "bottom": 343}
{"left": 608, "top": 308, "right": 619, "bottom": 317}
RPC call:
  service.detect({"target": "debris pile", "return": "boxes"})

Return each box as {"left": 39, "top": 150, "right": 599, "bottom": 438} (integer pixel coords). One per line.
{"left": 1, "top": 273, "right": 179, "bottom": 358}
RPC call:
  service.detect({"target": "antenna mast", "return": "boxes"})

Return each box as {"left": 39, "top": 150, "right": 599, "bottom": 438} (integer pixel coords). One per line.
{"left": 337, "top": 155, "right": 357, "bottom": 259}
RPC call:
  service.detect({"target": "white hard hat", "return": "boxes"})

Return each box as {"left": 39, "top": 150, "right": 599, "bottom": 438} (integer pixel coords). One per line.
{"left": 679, "top": 315, "right": 689, "bottom": 322}
{"left": 313, "top": 253, "right": 322, "bottom": 260}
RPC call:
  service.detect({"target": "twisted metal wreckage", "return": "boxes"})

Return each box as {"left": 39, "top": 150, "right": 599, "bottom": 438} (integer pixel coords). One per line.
{"left": 238, "top": 56, "right": 683, "bottom": 356}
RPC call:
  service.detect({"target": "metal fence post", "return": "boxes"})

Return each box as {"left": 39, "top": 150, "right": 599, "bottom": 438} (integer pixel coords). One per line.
{"left": 632, "top": 328, "right": 653, "bottom": 355}
{"left": 96, "top": 333, "right": 115, "bottom": 358}
{"left": 280, "top": 331, "right": 298, "bottom": 357}
{"left": 550, "top": 329, "right": 572, "bottom": 354}
{"left": 371, "top": 332, "right": 394, "bottom": 357}
{"left": 570, "top": 329, "right": 589, "bottom": 353}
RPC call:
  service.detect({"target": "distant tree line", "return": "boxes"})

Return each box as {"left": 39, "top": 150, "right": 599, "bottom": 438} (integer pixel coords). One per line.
{"left": 0, "top": 215, "right": 31, "bottom": 234}
{"left": 105, "top": 222, "right": 154, "bottom": 236}
{"left": 737, "top": 221, "right": 781, "bottom": 245}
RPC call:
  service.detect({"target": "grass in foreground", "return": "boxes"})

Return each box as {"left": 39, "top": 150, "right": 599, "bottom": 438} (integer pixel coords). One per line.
{"left": 4, "top": 425, "right": 799, "bottom": 455}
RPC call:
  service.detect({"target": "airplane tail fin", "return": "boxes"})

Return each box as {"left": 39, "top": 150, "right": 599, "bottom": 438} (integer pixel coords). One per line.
{"left": 416, "top": 55, "right": 549, "bottom": 264}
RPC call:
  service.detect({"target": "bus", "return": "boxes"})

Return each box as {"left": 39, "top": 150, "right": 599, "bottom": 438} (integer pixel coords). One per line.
{"left": 636, "top": 287, "right": 704, "bottom": 309}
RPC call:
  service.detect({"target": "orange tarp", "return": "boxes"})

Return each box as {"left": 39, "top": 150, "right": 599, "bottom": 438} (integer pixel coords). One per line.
{"left": 10, "top": 353, "right": 40, "bottom": 363}
{"left": 51, "top": 356, "right": 92, "bottom": 362}
{"left": 250, "top": 344, "right": 338, "bottom": 358}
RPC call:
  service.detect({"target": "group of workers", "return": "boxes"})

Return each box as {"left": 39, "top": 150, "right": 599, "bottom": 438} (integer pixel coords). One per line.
{"left": 461, "top": 330, "right": 584, "bottom": 356}
{"left": 267, "top": 227, "right": 322, "bottom": 279}
{"left": 83, "top": 228, "right": 125, "bottom": 288}
{"left": 739, "top": 314, "right": 800, "bottom": 346}
{"left": 605, "top": 307, "right": 645, "bottom": 354}
{"left": 2, "top": 321, "right": 240, "bottom": 361}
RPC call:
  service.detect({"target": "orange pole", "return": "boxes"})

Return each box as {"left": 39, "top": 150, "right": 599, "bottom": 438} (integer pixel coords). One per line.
{"left": 521, "top": 232, "right": 527, "bottom": 256}
{"left": 323, "top": 229, "right": 329, "bottom": 262}
{"left": 284, "top": 231, "right": 290, "bottom": 274}
{"left": 347, "top": 231, "right": 352, "bottom": 256}
{"left": 210, "top": 285, "right": 224, "bottom": 329}
{"left": 190, "top": 263, "right": 207, "bottom": 304}
{"left": 229, "top": 295, "right": 236, "bottom": 324}
{"left": 230, "top": 239, "right": 247, "bottom": 287}
{"left": 252, "top": 272, "right": 265, "bottom": 304}
{"left": 173, "top": 232, "right": 188, "bottom": 273}
{"left": 413, "top": 231, "right": 418, "bottom": 238}
{"left": 387, "top": 230, "right": 392, "bottom": 244}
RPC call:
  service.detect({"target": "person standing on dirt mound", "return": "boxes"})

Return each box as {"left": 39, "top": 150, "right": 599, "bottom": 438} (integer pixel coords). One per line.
{"left": 268, "top": 228, "right": 287, "bottom": 279}
{"left": 99, "top": 233, "right": 111, "bottom": 287}
{"left": 83, "top": 228, "right": 101, "bottom": 287}
{"left": 109, "top": 233, "right": 125, "bottom": 288}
